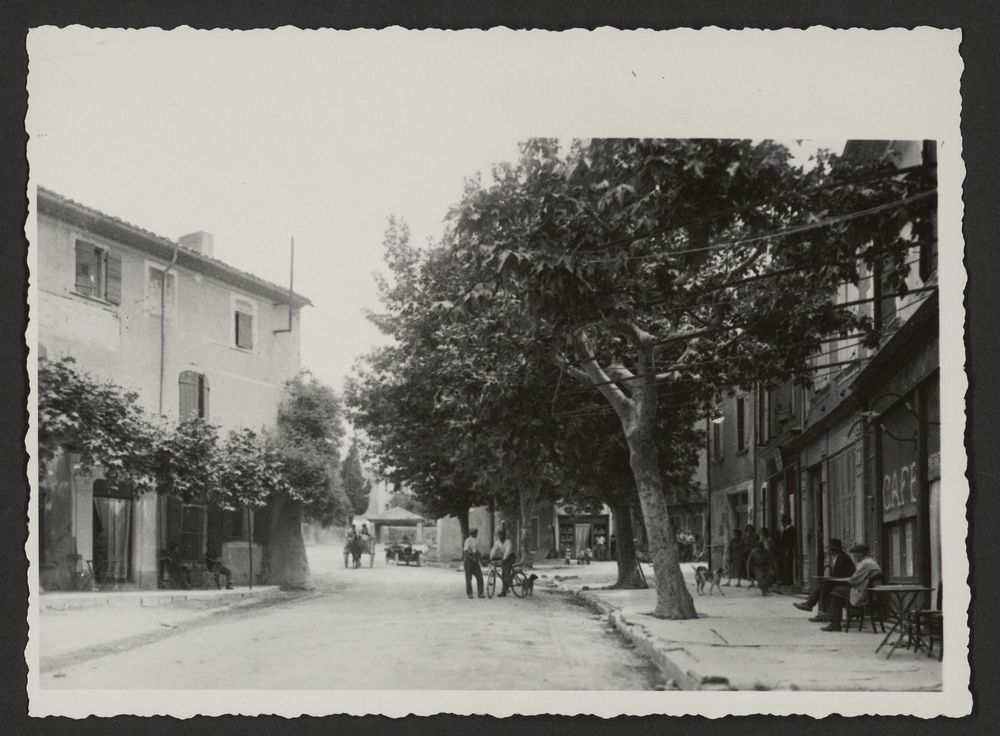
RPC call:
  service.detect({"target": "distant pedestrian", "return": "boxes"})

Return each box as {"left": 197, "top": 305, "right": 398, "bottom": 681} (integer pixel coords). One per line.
{"left": 723, "top": 529, "right": 744, "bottom": 587}
{"left": 742, "top": 525, "right": 758, "bottom": 587}
{"left": 779, "top": 515, "right": 797, "bottom": 586}
{"left": 747, "top": 541, "right": 775, "bottom": 595}
{"left": 595, "top": 534, "right": 607, "bottom": 561}
{"left": 463, "top": 528, "right": 484, "bottom": 599}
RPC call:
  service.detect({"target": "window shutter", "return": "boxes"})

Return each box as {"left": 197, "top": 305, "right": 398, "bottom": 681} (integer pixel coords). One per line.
{"left": 106, "top": 252, "right": 122, "bottom": 304}
{"left": 199, "top": 374, "right": 210, "bottom": 420}
{"left": 75, "top": 240, "right": 94, "bottom": 293}
{"left": 179, "top": 371, "right": 200, "bottom": 421}
{"left": 236, "top": 310, "right": 253, "bottom": 349}
{"left": 166, "top": 495, "right": 184, "bottom": 548}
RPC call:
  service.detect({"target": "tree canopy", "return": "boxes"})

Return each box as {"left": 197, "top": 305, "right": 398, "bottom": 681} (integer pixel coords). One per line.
{"left": 347, "top": 139, "right": 934, "bottom": 617}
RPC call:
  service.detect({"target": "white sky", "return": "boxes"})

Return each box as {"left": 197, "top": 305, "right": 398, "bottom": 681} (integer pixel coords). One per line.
{"left": 23, "top": 29, "right": 908, "bottom": 395}
{"left": 28, "top": 30, "right": 529, "bottom": 392}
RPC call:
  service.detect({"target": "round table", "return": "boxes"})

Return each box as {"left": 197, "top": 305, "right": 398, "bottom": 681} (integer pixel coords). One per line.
{"left": 869, "top": 584, "right": 934, "bottom": 658}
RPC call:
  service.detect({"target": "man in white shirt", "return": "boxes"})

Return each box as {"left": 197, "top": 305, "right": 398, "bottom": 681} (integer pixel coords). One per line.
{"left": 463, "top": 528, "right": 484, "bottom": 599}
{"left": 822, "top": 543, "right": 883, "bottom": 631}
{"left": 491, "top": 528, "right": 516, "bottom": 597}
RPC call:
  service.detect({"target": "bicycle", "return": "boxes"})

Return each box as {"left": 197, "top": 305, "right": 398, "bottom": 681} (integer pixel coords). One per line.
{"left": 485, "top": 558, "right": 529, "bottom": 598}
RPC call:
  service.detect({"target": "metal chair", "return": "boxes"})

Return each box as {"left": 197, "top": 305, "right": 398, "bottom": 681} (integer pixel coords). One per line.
{"left": 844, "top": 574, "right": 886, "bottom": 633}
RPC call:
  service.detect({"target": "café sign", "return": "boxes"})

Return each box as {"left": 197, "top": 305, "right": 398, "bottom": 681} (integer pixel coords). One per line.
{"left": 880, "top": 399, "right": 920, "bottom": 523}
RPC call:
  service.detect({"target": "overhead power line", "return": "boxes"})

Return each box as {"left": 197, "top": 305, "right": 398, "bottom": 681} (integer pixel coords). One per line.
{"left": 582, "top": 189, "right": 936, "bottom": 265}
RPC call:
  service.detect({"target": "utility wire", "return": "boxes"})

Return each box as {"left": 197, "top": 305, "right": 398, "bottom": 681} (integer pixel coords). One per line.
{"left": 579, "top": 189, "right": 936, "bottom": 265}
{"left": 570, "top": 163, "right": 933, "bottom": 255}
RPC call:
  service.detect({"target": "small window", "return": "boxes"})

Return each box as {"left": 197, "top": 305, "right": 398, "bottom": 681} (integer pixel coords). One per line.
{"left": 179, "top": 371, "right": 210, "bottom": 421}
{"left": 234, "top": 298, "right": 255, "bottom": 350}
{"left": 75, "top": 239, "right": 122, "bottom": 304}
{"left": 145, "top": 264, "right": 177, "bottom": 314}
{"left": 736, "top": 396, "right": 748, "bottom": 452}
{"left": 712, "top": 421, "right": 724, "bottom": 462}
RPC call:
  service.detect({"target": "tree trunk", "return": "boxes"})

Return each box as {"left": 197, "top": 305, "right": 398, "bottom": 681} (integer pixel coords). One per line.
{"left": 456, "top": 507, "right": 470, "bottom": 540}
{"left": 627, "top": 428, "right": 697, "bottom": 618}
{"left": 264, "top": 494, "right": 314, "bottom": 591}
{"left": 518, "top": 488, "right": 537, "bottom": 568}
{"left": 612, "top": 501, "right": 646, "bottom": 589}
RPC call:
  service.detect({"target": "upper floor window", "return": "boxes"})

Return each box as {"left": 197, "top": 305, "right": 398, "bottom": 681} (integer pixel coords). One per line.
{"left": 179, "top": 370, "right": 209, "bottom": 421}
{"left": 712, "top": 420, "right": 724, "bottom": 462}
{"left": 233, "top": 297, "right": 256, "bottom": 351}
{"left": 145, "top": 263, "right": 177, "bottom": 315}
{"left": 736, "top": 395, "right": 748, "bottom": 452}
{"left": 74, "top": 239, "right": 121, "bottom": 304}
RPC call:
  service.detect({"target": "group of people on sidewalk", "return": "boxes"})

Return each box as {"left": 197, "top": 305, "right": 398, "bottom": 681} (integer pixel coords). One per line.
{"left": 723, "top": 515, "right": 797, "bottom": 595}
{"left": 159, "top": 541, "right": 233, "bottom": 590}
{"left": 462, "top": 526, "right": 516, "bottom": 598}
{"left": 792, "top": 540, "right": 883, "bottom": 632}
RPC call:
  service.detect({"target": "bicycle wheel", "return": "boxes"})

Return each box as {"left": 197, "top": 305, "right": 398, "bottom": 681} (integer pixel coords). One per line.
{"left": 486, "top": 568, "right": 497, "bottom": 598}
{"left": 511, "top": 570, "right": 528, "bottom": 598}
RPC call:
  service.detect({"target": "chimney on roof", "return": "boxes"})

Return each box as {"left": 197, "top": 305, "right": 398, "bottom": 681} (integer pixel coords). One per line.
{"left": 178, "top": 231, "right": 214, "bottom": 257}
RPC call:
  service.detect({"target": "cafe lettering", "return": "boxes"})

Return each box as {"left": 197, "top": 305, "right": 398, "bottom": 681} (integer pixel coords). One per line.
{"left": 879, "top": 400, "right": 921, "bottom": 524}
{"left": 883, "top": 461, "right": 919, "bottom": 515}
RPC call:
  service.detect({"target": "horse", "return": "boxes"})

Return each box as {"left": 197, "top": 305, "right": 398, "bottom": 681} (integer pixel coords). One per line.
{"left": 347, "top": 534, "right": 377, "bottom": 569}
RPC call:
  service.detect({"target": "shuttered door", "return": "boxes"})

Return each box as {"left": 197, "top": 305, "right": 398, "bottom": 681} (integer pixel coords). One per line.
{"left": 105, "top": 252, "right": 122, "bottom": 304}
{"left": 178, "top": 371, "right": 200, "bottom": 421}
{"left": 165, "top": 495, "right": 184, "bottom": 550}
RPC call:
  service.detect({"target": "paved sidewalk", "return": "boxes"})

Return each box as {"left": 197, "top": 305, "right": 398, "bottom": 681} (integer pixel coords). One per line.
{"left": 535, "top": 560, "right": 943, "bottom": 691}
{"left": 38, "top": 585, "right": 285, "bottom": 668}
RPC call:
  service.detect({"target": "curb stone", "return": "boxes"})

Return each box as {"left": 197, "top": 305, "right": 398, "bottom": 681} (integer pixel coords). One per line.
{"left": 571, "top": 589, "right": 732, "bottom": 691}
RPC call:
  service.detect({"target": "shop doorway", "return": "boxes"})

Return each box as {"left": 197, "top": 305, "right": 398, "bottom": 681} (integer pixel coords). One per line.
{"left": 92, "top": 494, "right": 132, "bottom": 586}
{"left": 573, "top": 523, "right": 592, "bottom": 556}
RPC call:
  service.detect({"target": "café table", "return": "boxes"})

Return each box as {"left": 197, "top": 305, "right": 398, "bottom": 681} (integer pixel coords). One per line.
{"left": 869, "top": 584, "right": 934, "bottom": 658}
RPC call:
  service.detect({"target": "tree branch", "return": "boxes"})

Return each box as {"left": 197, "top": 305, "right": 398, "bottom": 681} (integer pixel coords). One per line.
{"left": 571, "top": 332, "right": 633, "bottom": 417}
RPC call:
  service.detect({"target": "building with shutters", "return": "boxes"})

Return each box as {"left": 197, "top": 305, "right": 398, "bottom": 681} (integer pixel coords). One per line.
{"left": 35, "top": 187, "right": 311, "bottom": 591}
{"left": 743, "top": 140, "right": 940, "bottom": 593}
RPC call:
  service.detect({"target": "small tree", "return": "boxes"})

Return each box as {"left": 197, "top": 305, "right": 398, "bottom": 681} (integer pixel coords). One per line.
{"left": 265, "top": 372, "right": 346, "bottom": 589}
{"left": 154, "top": 418, "right": 223, "bottom": 503}
{"left": 37, "top": 356, "right": 158, "bottom": 494}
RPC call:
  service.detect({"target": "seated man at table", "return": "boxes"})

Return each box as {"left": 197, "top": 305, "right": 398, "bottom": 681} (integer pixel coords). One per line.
{"left": 793, "top": 538, "right": 856, "bottom": 621}
{"left": 205, "top": 541, "right": 233, "bottom": 589}
{"left": 161, "top": 542, "right": 192, "bottom": 590}
{"left": 821, "top": 543, "right": 882, "bottom": 632}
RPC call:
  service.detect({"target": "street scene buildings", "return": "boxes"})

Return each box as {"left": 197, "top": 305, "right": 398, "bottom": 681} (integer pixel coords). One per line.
{"left": 24, "top": 28, "right": 966, "bottom": 718}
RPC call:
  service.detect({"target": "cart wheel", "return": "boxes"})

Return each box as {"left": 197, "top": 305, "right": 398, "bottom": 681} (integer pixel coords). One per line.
{"left": 486, "top": 569, "right": 496, "bottom": 599}
{"left": 511, "top": 571, "right": 528, "bottom": 598}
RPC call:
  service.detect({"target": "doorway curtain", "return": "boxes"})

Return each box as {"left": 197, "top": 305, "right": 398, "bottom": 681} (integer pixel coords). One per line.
{"left": 93, "top": 497, "right": 131, "bottom": 583}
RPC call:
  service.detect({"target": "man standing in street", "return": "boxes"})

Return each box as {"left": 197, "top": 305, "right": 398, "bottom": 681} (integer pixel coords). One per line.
{"left": 793, "top": 538, "right": 856, "bottom": 621}
{"left": 778, "top": 514, "right": 797, "bottom": 588}
{"left": 491, "top": 528, "right": 515, "bottom": 597}
{"left": 463, "top": 528, "right": 484, "bottom": 599}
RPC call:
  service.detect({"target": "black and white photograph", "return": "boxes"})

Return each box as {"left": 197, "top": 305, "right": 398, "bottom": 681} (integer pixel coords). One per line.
{"left": 23, "top": 27, "right": 968, "bottom": 718}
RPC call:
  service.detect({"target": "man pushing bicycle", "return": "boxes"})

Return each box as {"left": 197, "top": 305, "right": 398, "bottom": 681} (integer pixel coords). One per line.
{"left": 490, "top": 528, "right": 516, "bottom": 598}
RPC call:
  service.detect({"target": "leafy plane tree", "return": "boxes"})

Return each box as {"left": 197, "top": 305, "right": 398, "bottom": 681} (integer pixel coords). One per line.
{"left": 264, "top": 372, "right": 347, "bottom": 590}
{"left": 450, "top": 138, "right": 935, "bottom": 618}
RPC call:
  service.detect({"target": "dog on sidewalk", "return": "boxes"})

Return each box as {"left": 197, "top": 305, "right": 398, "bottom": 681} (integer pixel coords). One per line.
{"left": 694, "top": 566, "right": 725, "bottom": 596}
{"left": 522, "top": 573, "right": 538, "bottom": 597}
